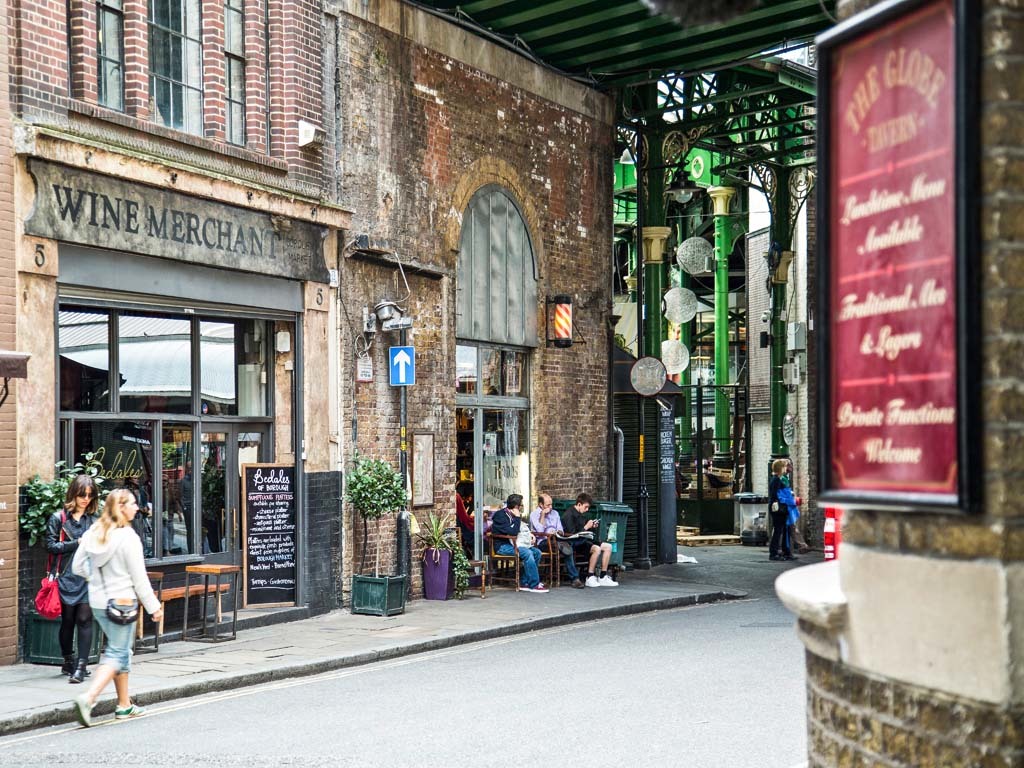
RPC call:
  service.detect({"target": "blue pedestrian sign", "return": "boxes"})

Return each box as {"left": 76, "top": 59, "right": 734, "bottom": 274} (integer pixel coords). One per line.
{"left": 388, "top": 346, "right": 415, "bottom": 387}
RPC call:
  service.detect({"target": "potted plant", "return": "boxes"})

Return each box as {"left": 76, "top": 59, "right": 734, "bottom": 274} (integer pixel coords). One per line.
{"left": 345, "top": 455, "right": 408, "bottom": 616}
{"left": 417, "top": 513, "right": 472, "bottom": 600}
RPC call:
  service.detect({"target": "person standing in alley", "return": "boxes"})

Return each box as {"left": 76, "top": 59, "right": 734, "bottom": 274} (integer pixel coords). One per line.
{"left": 768, "top": 459, "right": 794, "bottom": 561}
{"left": 71, "top": 489, "right": 163, "bottom": 727}
{"left": 46, "top": 474, "right": 99, "bottom": 684}
{"left": 490, "top": 494, "right": 548, "bottom": 592}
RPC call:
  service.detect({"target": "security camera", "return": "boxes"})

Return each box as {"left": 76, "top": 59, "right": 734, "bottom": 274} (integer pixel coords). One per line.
{"left": 761, "top": 310, "right": 770, "bottom": 323}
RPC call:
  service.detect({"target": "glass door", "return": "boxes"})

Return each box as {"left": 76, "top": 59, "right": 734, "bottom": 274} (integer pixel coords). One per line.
{"left": 200, "top": 424, "right": 268, "bottom": 564}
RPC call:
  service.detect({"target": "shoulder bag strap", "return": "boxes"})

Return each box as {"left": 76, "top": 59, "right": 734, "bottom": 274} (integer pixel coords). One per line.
{"left": 48, "top": 512, "right": 67, "bottom": 577}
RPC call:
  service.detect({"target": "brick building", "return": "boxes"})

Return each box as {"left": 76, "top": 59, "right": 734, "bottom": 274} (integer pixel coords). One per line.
{"left": 777, "top": 0, "right": 1024, "bottom": 765}
{"left": 325, "top": 0, "right": 615, "bottom": 593}
{"left": 3, "top": 0, "right": 616, "bottom": 660}
{"left": 4, "top": 0, "right": 350, "bottom": 661}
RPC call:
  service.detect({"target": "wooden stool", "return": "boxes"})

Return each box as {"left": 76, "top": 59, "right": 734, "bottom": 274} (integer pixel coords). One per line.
{"left": 182, "top": 564, "right": 240, "bottom": 642}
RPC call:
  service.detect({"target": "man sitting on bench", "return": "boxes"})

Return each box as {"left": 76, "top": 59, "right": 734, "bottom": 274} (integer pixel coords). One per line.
{"left": 559, "top": 493, "right": 617, "bottom": 588}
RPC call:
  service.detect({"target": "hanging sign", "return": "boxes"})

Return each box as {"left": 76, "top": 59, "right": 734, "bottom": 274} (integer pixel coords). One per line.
{"left": 816, "top": 0, "right": 979, "bottom": 512}
{"left": 242, "top": 464, "right": 297, "bottom": 606}
{"left": 356, "top": 355, "right": 373, "bottom": 383}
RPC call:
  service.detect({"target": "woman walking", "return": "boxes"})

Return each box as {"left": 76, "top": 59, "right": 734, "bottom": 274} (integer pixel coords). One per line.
{"left": 45, "top": 475, "right": 99, "bottom": 683}
{"left": 71, "top": 489, "right": 163, "bottom": 727}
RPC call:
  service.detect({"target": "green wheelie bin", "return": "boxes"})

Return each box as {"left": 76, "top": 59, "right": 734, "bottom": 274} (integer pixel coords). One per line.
{"left": 586, "top": 501, "right": 633, "bottom": 571}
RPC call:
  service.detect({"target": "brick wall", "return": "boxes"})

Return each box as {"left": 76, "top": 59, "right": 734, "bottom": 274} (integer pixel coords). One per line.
{"left": 12, "top": 0, "right": 325, "bottom": 193}
{"left": 329, "top": 3, "right": 614, "bottom": 599}
{"left": 303, "top": 470, "right": 343, "bottom": 613}
{"left": 804, "top": 0, "right": 1024, "bottom": 764}
{"left": 806, "top": 652, "right": 1024, "bottom": 767}
{"left": 0, "top": 0, "right": 19, "bottom": 664}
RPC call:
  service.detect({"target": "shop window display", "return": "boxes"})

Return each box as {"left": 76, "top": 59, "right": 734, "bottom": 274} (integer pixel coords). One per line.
{"left": 59, "top": 308, "right": 111, "bottom": 412}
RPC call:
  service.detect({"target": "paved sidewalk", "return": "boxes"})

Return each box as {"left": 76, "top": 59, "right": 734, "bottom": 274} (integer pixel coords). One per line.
{"left": 0, "top": 548, "right": 805, "bottom": 736}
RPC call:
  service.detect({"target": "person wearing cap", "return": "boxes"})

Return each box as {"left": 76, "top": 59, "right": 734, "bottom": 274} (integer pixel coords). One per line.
{"left": 490, "top": 494, "right": 548, "bottom": 593}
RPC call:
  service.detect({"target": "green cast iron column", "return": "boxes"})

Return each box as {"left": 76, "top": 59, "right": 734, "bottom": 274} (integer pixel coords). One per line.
{"left": 771, "top": 169, "right": 793, "bottom": 461}
{"left": 642, "top": 131, "right": 670, "bottom": 359}
{"left": 708, "top": 186, "right": 736, "bottom": 468}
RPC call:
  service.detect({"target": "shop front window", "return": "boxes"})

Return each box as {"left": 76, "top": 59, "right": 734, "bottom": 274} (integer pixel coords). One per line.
{"left": 481, "top": 408, "right": 529, "bottom": 509}
{"left": 456, "top": 344, "right": 477, "bottom": 395}
{"left": 200, "top": 319, "right": 267, "bottom": 416}
{"left": 161, "top": 424, "right": 195, "bottom": 556}
{"left": 73, "top": 420, "right": 156, "bottom": 557}
{"left": 59, "top": 308, "right": 111, "bottom": 411}
{"left": 118, "top": 313, "right": 192, "bottom": 414}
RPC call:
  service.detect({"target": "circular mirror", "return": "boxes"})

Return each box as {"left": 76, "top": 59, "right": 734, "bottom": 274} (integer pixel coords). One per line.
{"left": 663, "top": 287, "right": 699, "bottom": 324}
{"left": 630, "top": 356, "right": 667, "bottom": 397}
{"left": 676, "top": 236, "right": 713, "bottom": 275}
{"left": 661, "top": 339, "right": 691, "bottom": 375}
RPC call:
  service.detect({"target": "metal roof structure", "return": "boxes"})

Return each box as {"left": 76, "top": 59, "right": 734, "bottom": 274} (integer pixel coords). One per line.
{"left": 410, "top": 0, "right": 834, "bottom": 88}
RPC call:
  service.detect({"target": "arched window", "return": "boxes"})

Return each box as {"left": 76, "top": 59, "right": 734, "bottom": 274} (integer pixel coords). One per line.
{"left": 456, "top": 186, "right": 538, "bottom": 346}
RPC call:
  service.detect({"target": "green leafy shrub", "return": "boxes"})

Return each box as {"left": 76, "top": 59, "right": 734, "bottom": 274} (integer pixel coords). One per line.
{"left": 345, "top": 455, "right": 406, "bottom": 575}
{"left": 20, "top": 456, "right": 107, "bottom": 547}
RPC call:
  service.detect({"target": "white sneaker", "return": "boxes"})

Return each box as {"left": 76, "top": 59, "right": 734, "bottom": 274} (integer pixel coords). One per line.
{"left": 598, "top": 574, "right": 619, "bottom": 587}
{"left": 585, "top": 575, "right": 601, "bottom": 588}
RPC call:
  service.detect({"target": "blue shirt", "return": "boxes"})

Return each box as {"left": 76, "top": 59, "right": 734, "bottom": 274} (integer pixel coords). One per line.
{"left": 530, "top": 507, "right": 563, "bottom": 535}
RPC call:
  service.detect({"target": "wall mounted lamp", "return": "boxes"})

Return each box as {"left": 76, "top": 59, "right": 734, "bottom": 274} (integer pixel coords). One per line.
{"left": 546, "top": 294, "right": 583, "bottom": 348}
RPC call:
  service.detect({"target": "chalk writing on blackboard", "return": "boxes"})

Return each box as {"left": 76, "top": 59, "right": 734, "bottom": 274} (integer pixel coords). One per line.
{"left": 242, "top": 464, "right": 297, "bottom": 606}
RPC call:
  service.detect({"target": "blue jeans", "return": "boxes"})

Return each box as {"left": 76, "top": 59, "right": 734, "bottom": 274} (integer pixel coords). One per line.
{"left": 497, "top": 544, "right": 542, "bottom": 588}
{"left": 94, "top": 612, "right": 135, "bottom": 673}
{"left": 563, "top": 540, "right": 595, "bottom": 580}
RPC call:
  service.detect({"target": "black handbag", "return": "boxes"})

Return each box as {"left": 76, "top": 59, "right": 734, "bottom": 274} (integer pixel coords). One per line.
{"left": 95, "top": 557, "right": 140, "bottom": 626}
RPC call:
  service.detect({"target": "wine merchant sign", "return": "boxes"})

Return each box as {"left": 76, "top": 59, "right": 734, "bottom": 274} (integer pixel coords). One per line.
{"left": 25, "top": 159, "right": 329, "bottom": 282}
{"left": 816, "top": 0, "right": 979, "bottom": 512}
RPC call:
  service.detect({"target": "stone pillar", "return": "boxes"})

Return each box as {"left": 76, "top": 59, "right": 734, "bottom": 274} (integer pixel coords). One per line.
{"left": 777, "top": 2, "right": 1024, "bottom": 766}
{"left": 708, "top": 186, "right": 735, "bottom": 468}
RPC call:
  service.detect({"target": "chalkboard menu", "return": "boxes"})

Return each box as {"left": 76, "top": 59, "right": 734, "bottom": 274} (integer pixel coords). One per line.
{"left": 658, "top": 407, "right": 676, "bottom": 486}
{"left": 242, "top": 463, "right": 297, "bottom": 606}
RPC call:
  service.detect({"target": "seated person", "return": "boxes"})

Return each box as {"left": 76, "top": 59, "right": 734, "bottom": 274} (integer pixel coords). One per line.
{"left": 559, "top": 493, "right": 617, "bottom": 588}
{"left": 490, "top": 494, "right": 548, "bottom": 593}
{"left": 455, "top": 493, "right": 474, "bottom": 556}
{"left": 530, "top": 492, "right": 574, "bottom": 587}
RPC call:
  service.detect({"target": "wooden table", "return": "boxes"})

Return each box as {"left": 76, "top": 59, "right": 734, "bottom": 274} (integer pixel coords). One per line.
{"left": 182, "top": 564, "right": 240, "bottom": 643}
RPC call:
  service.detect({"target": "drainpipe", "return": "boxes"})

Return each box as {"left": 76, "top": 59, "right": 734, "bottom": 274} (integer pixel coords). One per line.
{"left": 397, "top": 327, "right": 411, "bottom": 593}
{"left": 708, "top": 186, "right": 736, "bottom": 469}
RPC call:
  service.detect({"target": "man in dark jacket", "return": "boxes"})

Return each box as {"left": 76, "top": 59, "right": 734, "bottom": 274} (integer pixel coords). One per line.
{"left": 490, "top": 494, "right": 548, "bottom": 592}
{"left": 560, "top": 493, "right": 617, "bottom": 587}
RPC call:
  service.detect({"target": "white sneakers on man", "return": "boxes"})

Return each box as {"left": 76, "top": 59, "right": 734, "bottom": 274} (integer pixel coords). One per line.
{"left": 585, "top": 575, "right": 601, "bottom": 587}
{"left": 598, "top": 574, "right": 619, "bottom": 587}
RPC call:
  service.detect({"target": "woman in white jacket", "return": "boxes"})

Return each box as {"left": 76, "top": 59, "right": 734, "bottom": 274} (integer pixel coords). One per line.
{"left": 71, "top": 488, "right": 163, "bottom": 727}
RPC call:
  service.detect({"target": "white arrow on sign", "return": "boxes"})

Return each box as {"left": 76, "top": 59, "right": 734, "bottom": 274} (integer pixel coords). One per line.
{"left": 393, "top": 349, "right": 412, "bottom": 383}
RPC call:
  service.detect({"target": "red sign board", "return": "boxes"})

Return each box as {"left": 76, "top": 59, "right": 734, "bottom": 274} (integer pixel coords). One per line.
{"left": 825, "top": 0, "right": 963, "bottom": 502}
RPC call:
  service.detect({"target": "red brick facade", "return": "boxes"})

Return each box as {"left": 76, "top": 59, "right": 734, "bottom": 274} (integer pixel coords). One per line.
{"left": 13, "top": 0, "right": 324, "bottom": 185}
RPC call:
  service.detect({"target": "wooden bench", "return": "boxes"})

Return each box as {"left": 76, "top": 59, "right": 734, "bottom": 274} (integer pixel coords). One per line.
{"left": 138, "top": 581, "right": 231, "bottom": 639}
